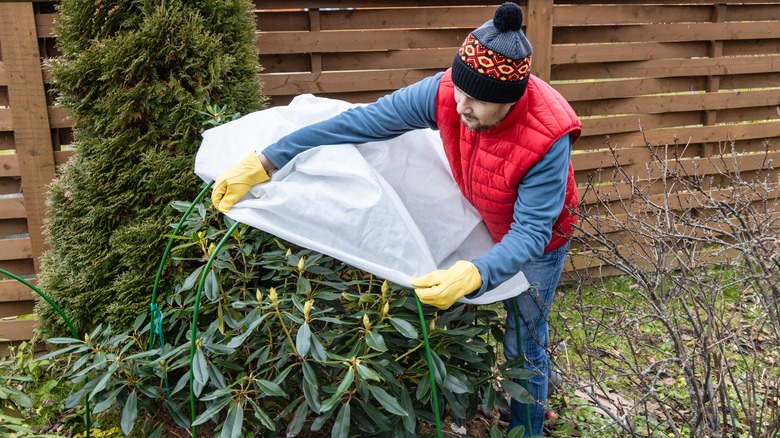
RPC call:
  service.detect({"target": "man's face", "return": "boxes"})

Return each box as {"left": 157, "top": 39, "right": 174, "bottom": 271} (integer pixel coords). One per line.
{"left": 453, "top": 87, "right": 514, "bottom": 132}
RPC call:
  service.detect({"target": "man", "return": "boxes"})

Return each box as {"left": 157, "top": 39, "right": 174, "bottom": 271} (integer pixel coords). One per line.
{"left": 212, "top": 3, "right": 580, "bottom": 436}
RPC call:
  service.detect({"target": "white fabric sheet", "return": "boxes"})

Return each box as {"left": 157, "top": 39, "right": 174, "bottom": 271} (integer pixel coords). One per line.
{"left": 194, "top": 95, "right": 528, "bottom": 305}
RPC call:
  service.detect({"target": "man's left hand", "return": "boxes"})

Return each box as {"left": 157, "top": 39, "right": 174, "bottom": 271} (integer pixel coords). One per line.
{"left": 411, "top": 261, "right": 482, "bottom": 309}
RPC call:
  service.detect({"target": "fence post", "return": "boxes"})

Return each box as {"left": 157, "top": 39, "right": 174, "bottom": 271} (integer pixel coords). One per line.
{"left": 0, "top": 1, "right": 56, "bottom": 272}
{"left": 524, "top": 0, "right": 554, "bottom": 82}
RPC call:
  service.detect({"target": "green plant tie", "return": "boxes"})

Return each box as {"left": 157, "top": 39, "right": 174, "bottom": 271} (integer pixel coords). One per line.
{"left": 189, "top": 221, "right": 240, "bottom": 437}
{"left": 0, "top": 268, "right": 91, "bottom": 438}
{"left": 149, "top": 302, "right": 170, "bottom": 393}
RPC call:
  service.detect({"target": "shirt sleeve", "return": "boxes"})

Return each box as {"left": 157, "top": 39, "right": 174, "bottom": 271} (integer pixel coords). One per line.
{"left": 470, "top": 133, "right": 573, "bottom": 296}
{"left": 262, "top": 72, "right": 442, "bottom": 169}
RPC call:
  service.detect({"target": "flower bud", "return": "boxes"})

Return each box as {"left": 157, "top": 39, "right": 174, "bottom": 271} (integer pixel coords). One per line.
{"left": 382, "top": 302, "right": 390, "bottom": 317}
{"left": 84, "top": 333, "right": 90, "bottom": 343}
{"left": 429, "top": 319, "right": 436, "bottom": 332}
{"left": 255, "top": 288, "right": 263, "bottom": 302}
{"left": 381, "top": 280, "right": 389, "bottom": 296}
{"left": 269, "top": 287, "right": 278, "bottom": 304}
{"left": 286, "top": 248, "right": 292, "bottom": 256}
{"left": 207, "top": 242, "right": 216, "bottom": 257}
{"left": 304, "top": 300, "right": 313, "bottom": 320}
{"left": 298, "top": 257, "right": 305, "bottom": 272}
{"left": 362, "top": 314, "right": 371, "bottom": 330}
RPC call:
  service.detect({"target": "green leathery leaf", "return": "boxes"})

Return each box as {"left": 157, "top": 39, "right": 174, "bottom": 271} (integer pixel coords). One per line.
{"left": 302, "top": 362, "right": 321, "bottom": 412}
{"left": 356, "top": 362, "right": 381, "bottom": 382}
{"left": 365, "top": 330, "right": 387, "bottom": 352}
{"left": 429, "top": 350, "right": 447, "bottom": 385}
{"left": 444, "top": 372, "right": 470, "bottom": 394}
{"left": 366, "top": 384, "right": 407, "bottom": 417}
{"left": 320, "top": 368, "right": 354, "bottom": 413}
{"left": 310, "top": 333, "right": 327, "bottom": 361}
{"left": 192, "top": 396, "right": 231, "bottom": 426}
{"left": 296, "top": 322, "right": 312, "bottom": 357}
{"left": 220, "top": 401, "right": 244, "bottom": 438}
{"left": 331, "top": 401, "right": 350, "bottom": 438}
{"left": 255, "top": 378, "right": 285, "bottom": 397}
{"left": 482, "top": 383, "right": 497, "bottom": 412}
{"left": 248, "top": 399, "right": 276, "bottom": 431}
{"left": 389, "top": 317, "right": 418, "bottom": 338}
{"left": 507, "top": 425, "right": 526, "bottom": 438}
{"left": 297, "top": 276, "right": 312, "bottom": 294}
{"left": 500, "top": 379, "right": 535, "bottom": 404}
{"left": 89, "top": 362, "right": 119, "bottom": 400}
{"left": 120, "top": 390, "right": 138, "bottom": 435}
{"left": 286, "top": 402, "right": 307, "bottom": 437}
{"left": 193, "top": 347, "right": 209, "bottom": 385}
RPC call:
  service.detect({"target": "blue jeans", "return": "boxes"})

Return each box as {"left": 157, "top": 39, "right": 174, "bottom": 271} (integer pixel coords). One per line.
{"left": 503, "top": 242, "right": 569, "bottom": 437}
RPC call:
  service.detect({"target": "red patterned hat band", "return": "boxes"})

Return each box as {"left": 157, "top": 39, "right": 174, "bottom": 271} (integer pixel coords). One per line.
{"left": 458, "top": 33, "right": 532, "bottom": 83}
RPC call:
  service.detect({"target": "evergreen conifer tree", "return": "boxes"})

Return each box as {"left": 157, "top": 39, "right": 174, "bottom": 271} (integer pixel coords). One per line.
{"left": 38, "top": 0, "right": 264, "bottom": 335}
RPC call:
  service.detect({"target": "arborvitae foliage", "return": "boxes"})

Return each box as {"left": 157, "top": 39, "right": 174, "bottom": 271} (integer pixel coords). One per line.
{"left": 38, "top": 0, "right": 265, "bottom": 336}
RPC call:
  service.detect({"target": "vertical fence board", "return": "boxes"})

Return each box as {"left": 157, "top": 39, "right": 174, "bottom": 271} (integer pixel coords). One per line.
{"left": 0, "top": 2, "right": 55, "bottom": 273}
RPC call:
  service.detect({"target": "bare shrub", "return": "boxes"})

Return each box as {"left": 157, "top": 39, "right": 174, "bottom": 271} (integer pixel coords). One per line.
{"left": 556, "top": 133, "right": 780, "bottom": 437}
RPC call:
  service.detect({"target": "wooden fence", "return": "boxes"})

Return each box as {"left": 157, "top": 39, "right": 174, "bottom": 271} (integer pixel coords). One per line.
{"left": 1, "top": 0, "right": 779, "bottom": 350}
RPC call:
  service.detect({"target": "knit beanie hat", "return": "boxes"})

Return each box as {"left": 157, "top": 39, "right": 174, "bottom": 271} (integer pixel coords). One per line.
{"left": 451, "top": 2, "right": 532, "bottom": 103}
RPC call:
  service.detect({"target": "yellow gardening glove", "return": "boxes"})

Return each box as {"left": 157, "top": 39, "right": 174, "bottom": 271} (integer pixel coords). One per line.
{"left": 411, "top": 261, "right": 482, "bottom": 310}
{"left": 211, "top": 152, "right": 270, "bottom": 213}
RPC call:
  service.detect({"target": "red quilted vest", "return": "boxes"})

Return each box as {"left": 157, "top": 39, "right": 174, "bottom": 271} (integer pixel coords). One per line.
{"left": 436, "top": 69, "right": 582, "bottom": 250}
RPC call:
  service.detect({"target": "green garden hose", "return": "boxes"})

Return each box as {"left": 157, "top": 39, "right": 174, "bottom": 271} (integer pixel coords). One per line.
{"left": 188, "top": 220, "right": 240, "bottom": 437}
{"left": 0, "top": 268, "right": 91, "bottom": 438}
{"left": 511, "top": 298, "right": 534, "bottom": 434}
{"left": 413, "top": 294, "right": 444, "bottom": 438}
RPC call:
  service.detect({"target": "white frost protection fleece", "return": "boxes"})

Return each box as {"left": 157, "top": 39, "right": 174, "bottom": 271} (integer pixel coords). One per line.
{"left": 194, "top": 94, "right": 528, "bottom": 305}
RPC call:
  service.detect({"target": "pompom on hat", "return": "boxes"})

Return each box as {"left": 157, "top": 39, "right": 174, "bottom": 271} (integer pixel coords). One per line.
{"left": 451, "top": 2, "right": 532, "bottom": 103}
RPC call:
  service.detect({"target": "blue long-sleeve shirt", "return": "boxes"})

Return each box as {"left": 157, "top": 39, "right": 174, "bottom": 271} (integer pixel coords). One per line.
{"left": 262, "top": 73, "right": 572, "bottom": 297}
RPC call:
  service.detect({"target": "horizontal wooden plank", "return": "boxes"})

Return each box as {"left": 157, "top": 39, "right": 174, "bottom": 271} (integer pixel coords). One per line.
{"left": 255, "top": 1, "right": 504, "bottom": 9}
{"left": 579, "top": 120, "right": 780, "bottom": 151}
{"left": 48, "top": 106, "right": 73, "bottom": 129}
{"left": 35, "top": 12, "right": 55, "bottom": 38}
{"left": 0, "top": 107, "right": 11, "bottom": 131}
{"left": 0, "top": 317, "right": 37, "bottom": 342}
{"left": 260, "top": 68, "right": 440, "bottom": 95}
{"left": 0, "top": 279, "right": 35, "bottom": 303}
{"left": 0, "top": 300, "right": 34, "bottom": 318}
{"left": 553, "top": 41, "right": 706, "bottom": 65}
{"left": 0, "top": 195, "right": 25, "bottom": 220}
{"left": 558, "top": 4, "right": 780, "bottom": 27}
{"left": 0, "top": 260, "right": 35, "bottom": 278}
{"left": 258, "top": 6, "right": 495, "bottom": 32}
{"left": 55, "top": 149, "right": 74, "bottom": 165}
{"left": 555, "top": 21, "right": 780, "bottom": 45}
{"left": 257, "top": 29, "right": 467, "bottom": 55}
{"left": 553, "top": 77, "right": 707, "bottom": 102}
{"left": 0, "top": 219, "right": 27, "bottom": 238}
{"left": 255, "top": 47, "right": 455, "bottom": 74}
{"left": 0, "top": 154, "right": 20, "bottom": 177}
{"left": 572, "top": 148, "right": 645, "bottom": 172}
{"left": 577, "top": 88, "right": 780, "bottom": 118}
{"left": 552, "top": 54, "right": 780, "bottom": 82}
{"left": 0, "top": 237, "right": 31, "bottom": 261}
{"left": 554, "top": 4, "right": 713, "bottom": 26}
{"left": 581, "top": 112, "right": 707, "bottom": 137}
{"left": 728, "top": 4, "right": 780, "bottom": 22}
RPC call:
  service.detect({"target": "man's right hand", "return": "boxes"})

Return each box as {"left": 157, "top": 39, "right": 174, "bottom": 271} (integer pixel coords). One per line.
{"left": 211, "top": 152, "right": 271, "bottom": 212}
